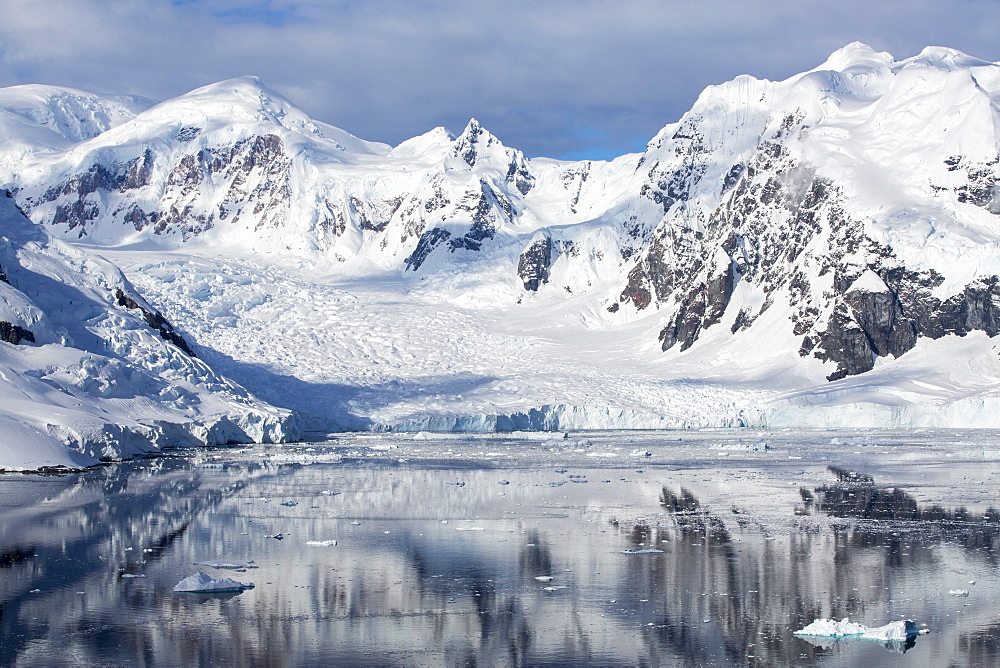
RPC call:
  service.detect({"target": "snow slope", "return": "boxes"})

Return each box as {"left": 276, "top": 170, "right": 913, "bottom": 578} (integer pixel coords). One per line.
{"left": 3, "top": 44, "right": 1000, "bottom": 437}
{"left": 0, "top": 193, "right": 299, "bottom": 470}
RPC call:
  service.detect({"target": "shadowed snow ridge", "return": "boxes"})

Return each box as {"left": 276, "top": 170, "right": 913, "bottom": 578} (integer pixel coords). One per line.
{"left": 0, "top": 192, "right": 300, "bottom": 470}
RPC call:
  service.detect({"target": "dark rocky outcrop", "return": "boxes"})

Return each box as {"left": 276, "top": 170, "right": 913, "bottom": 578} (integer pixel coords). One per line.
{"left": 517, "top": 236, "right": 553, "bottom": 291}
{"left": 0, "top": 322, "right": 34, "bottom": 345}
{"left": 658, "top": 263, "right": 736, "bottom": 352}
{"left": 115, "top": 288, "right": 195, "bottom": 356}
{"left": 403, "top": 227, "right": 452, "bottom": 271}
{"left": 27, "top": 134, "right": 292, "bottom": 239}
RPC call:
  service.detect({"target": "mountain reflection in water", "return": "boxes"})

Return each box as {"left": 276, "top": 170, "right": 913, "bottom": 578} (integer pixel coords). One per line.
{"left": 1, "top": 446, "right": 999, "bottom": 666}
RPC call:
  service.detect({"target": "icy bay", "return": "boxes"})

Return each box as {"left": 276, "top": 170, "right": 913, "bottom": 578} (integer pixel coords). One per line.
{"left": 3, "top": 430, "right": 1000, "bottom": 665}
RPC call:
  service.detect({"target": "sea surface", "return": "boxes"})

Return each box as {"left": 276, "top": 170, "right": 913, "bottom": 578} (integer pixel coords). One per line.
{"left": 2, "top": 429, "right": 1000, "bottom": 666}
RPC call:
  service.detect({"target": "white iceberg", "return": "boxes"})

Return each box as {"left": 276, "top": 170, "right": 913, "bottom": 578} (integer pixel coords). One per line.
{"left": 193, "top": 561, "right": 248, "bottom": 569}
{"left": 794, "top": 618, "right": 920, "bottom": 641}
{"left": 173, "top": 571, "right": 255, "bottom": 593}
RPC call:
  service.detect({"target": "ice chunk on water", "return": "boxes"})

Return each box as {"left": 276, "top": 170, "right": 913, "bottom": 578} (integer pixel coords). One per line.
{"left": 950, "top": 589, "right": 970, "bottom": 597}
{"left": 794, "top": 618, "right": 920, "bottom": 640}
{"left": 621, "top": 548, "right": 664, "bottom": 555}
{"left": 173, "top": 571, "right": 255, "bottom": 593}
{"left": 306, "top": 539, "right": 337, "bottom": 546}
{"left": 194, "top": 561, "right": 248, "bottom": 569}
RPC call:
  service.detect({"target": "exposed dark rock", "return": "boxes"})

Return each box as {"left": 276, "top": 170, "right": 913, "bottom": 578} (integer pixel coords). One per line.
{"left": 115, "top": 288, "right": 195, "bottom": 356}
{"left": 518, "top": 236, "right": 553, "bottom": 291}
{"left": 814, "top": 308, "right": 878, "bottom": 381}
{"left": 29, "top": 134, "right": 292, "bottom": 239}
{"left": 0, "top": 322, "right": 34, "bottom": 345}
{"left": 404, "top": 227, "right": 452, "bottom": 271}
{"left": 936, "top": 277, "right": 1000, "bottom": 336}
{"left": 447, "top": 180, "right": 508, "bottom": 253}
{"left": 176, "top": 126, "right": 202, "bottom": 143}
{"left": 505, "top": 153, "right": 535, "bottom": 195}
{"left": 350, "top": 196, "right": 401, "bottom": 233}
{"left": 121, "top": 149, "right": 155, "bottom": 191}
{"left": 453, "top": 119, "right": 487, "bottom": 167}
{"left": 619, "top": 237, "right": 674, "bottom": 310}
{"left": 660, "top": 263, "right": 736, "bottom": 352}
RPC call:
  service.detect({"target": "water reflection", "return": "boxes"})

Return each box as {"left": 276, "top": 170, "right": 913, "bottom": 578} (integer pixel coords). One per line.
{"left": 800, "top": 466, "right": 1000, "bottom": 564}
{"left": 1, "top": 452, "right": 999, "bottom": 665}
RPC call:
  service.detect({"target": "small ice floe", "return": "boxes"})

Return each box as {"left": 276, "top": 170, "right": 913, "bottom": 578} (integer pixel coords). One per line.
{"left": 350, "top": 521, "right": 362, "bottom": 526}
{"left": 367, "top": 443, "right": 398, "bottom": 451}
{"left": 630, "top": 450, "right": 652, "bottom": 457}
{"left": 457, "top": 527, "right": 486, "bottom": 532}
{"left": 793, "top": 618, "right": 925, "bottom": 640}
{"left": 950, "top": 589, "right": 970, "bottom": 597}
{"left": 306, "top": 539, "right": 338, "bottom": 547}
{"left": 194, "top": 561, "right": 248, "bottom": 570}
{"left": 173, "top": 571, "right": 255, "bottom": 594}
{"left": 542, "top": 586, "right": 568, "bottom": 592}
{"left": 621, "top": 548, "right": 664, "bottom": 555}
{"left": 534, "top": 576, "right": 553, "bottom": 582}
{"left": 280, "top": 501, "right": 298, "bottom": 507}
{"left": 29, "top": 588, "right": 40, "bottom": 593}
{"left": 320, "top": 490, "right": 340, "bottom": 496}
{"left": 120, "top": 574, "right": 145, "bottom": 579}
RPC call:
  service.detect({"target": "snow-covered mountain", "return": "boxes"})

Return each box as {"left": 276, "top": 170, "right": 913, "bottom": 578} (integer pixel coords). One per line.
{"left": 0, "top": 192, "right": 299, "bottom": 470}
{"left": 4, "top": 43, "right": 1000, "bottom": 443}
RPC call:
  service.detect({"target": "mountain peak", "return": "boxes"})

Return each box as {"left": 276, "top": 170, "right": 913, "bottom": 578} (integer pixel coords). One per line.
{"left": 452, "top": 117, "right": 504, "bottom": 168}
{"left": 897, "top": 45, "right": 996, "bottom": 72}
{"left": 814, "top": 42, "right": 894, "bottom": 73}
{"left": 390, "top": 126, "right": 455, "bottom": 159}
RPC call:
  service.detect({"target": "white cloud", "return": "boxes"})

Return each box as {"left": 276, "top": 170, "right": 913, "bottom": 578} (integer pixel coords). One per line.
{"left": 0, "top": 0, "right": 997, "bottom": 158}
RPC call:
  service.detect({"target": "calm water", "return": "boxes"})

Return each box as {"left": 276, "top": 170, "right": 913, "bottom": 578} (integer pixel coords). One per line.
{"left": 2, "top": 431, "right": 1000, "bottom": 666}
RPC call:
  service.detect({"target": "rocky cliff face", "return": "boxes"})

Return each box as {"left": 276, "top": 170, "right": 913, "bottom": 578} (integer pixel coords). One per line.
{"left": 4, "top": 46, "right": 1000, "bottom": 383}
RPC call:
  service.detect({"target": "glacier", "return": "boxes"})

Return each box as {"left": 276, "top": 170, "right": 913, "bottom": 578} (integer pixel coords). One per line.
{"left": 0, "top": 193, "right": 300, "bottom": 471}
{"left": 3, "top": 44, "right": 1000, "bottom": 467}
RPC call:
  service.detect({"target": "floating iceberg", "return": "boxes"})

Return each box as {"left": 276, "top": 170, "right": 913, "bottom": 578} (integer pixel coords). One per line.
{"left": 621, "top": 548, "right": 664, "bottom": 555}
{"left": 794, "top": 618, "right": 920, "bottom": 640}
{"left": 173, "top": 571, "right": 255, "bottom": 593}
{"left": 193, "top": 561, "right": 249, "bottom": 569}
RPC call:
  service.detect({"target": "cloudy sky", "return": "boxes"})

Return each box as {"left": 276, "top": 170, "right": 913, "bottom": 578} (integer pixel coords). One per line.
{"left": 1, "top": 0, "right": 998, "bottom": 159}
